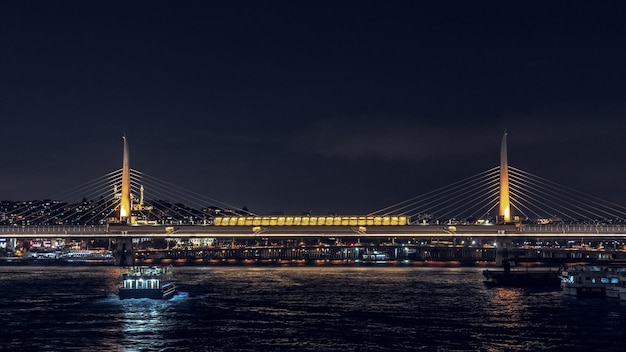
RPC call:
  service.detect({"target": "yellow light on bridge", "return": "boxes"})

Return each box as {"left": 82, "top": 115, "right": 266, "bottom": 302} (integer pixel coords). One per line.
{"left": 214, "top": 215, "right": 409, "bottom": 226}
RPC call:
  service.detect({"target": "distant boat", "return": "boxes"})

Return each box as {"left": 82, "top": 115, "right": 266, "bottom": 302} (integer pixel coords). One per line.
{"left": 25, "top": 247, "right": 62, "bottom": 260}
{"left": 118, "top": 265, "right": 176, "bottom": 300}
{"left": 361, "top": 252, "right": 389, "bottom": 264}
{"left": 62, "top": 249, "right": 114, "bottom": 264}
{"left": 483, "top": 258, "right": 561, "bottom": 287}
{"left": 483, "top": 267, "right": 561, "bottom": 287}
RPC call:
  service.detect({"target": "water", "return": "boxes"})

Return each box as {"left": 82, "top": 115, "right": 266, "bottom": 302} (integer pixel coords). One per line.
{"left": 1, "top": 265, "right": 625, "bottom": 351}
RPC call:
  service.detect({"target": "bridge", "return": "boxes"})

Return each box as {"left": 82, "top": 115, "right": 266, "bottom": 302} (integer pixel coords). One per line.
{"left": 2, "top": 133, "right": 626, "bottom": 265}
{"left": 3, "top": 223, "right": 626, "bottom": 238}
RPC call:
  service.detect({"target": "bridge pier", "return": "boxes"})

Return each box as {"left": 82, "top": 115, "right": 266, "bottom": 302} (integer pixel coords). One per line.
{"left": 494, "top": 237, "right": 512, "bottom": 267}
{"left": 114, "top": 238, "right": 134, "bottom": 266}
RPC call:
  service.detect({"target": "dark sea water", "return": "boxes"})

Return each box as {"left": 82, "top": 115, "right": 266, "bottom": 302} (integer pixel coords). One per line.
{"left": 1, "top": 265, "right": 625, "bottom": 351}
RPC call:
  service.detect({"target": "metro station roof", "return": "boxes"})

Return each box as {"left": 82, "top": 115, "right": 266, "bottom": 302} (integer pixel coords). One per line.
{"left": 214, "top": 215, "right": 409, "bottom": 227}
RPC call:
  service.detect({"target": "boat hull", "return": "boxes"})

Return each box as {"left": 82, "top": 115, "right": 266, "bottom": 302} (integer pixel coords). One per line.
{"left": 483, "top": 269, "right": 560, "bottom": 286}
{"left": 562, "top": 285, "right": 605, "bottom": 298}
{"left": 605, "top": 287, "right": 620, "bottom": 298}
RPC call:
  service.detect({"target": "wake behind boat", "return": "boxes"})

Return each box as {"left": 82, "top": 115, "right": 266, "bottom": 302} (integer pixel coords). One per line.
{"left": 118, "top": 265, "right": 176, "bottom": 300}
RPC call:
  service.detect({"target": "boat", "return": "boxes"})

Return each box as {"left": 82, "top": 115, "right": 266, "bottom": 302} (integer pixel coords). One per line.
{"left": 361, "top": 252, "right": 389, "bottom": 264}
{"left": 559, "top": 265, "right": 623, "bottom": 298}
{"left": 482, "top": 260, "right": 561, "bottom": 287}
{"left": 25, "top": 247, "right": 62, "bottom": 261}
{"left": 482, "top": 267, "right": 561, "bottom": 286}
{"left": 62, "top": 249, "right": 114, "bottom": 264}
{"left": 118, "top": 265, "right": 176, "bottom": 300}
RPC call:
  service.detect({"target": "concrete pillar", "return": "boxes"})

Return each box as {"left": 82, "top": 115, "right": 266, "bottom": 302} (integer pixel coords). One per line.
{"left": 494, "top": 238, "right": 512, "bottom": 268}
{"left": 114, "top": 237, "right": 134, "bottom": 266}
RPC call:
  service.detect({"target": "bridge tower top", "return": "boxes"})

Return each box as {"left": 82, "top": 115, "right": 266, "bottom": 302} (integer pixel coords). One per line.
{"left": 119, "top": 135, "right": 131, "bottom": 223}
{"left": 499, "top": 131, "right": 511, "bottom": 223}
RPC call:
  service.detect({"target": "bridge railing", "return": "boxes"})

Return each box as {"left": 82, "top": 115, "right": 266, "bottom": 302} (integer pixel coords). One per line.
{"left": 519, "top": 224, "right": 626, "bottom": 234}
{"left": 0, "top": 225, "right": 109, "bottom": 234}
{"left": 3, "top": 223, "right": 626, "bottom": 236}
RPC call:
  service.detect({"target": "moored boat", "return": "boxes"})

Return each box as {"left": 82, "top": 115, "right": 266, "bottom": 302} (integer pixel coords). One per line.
{"left": 63, "top": 249, "right": 114, "bottom": 264}
{"left": 118, "top": 265, "right": 176, "bottom": 300}
{"left": 482, "top": 259, "right": 561, "bottom": 287}
{"left": 559, "top": 265, "right": 623, "bottom": 298}
{"left": 483, "top": 267, "right": 561, "bottom": 286}
{"left": 361, "top": 252, "right": 389, "bottom": 264}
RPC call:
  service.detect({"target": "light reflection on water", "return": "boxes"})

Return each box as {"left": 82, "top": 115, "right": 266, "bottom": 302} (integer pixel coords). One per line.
{"left": 489, "top": 287, "right": 526, "bottom": 327}
{"left": 120, "top": 299, "right": 170, "bottom": 351}
{"left": 1, "top": 266, "right": 625, "bottom": 351}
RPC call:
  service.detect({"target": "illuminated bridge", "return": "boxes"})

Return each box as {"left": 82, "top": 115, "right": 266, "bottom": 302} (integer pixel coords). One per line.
{"left": 3, "top": 133, "right": 626, "bottom": 265}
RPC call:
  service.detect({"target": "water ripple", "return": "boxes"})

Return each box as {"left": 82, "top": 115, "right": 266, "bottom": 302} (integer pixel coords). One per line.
{"left": 2, "top": 266, "right": 626, "bottom": 351}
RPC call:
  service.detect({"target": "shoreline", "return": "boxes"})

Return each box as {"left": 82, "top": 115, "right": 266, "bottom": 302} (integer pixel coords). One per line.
{"left": 0, "top": 258, "right": 554, "bottom": 268}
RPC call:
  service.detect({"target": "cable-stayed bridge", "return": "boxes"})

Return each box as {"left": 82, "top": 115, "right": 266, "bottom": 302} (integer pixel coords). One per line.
{"left": 3, "top": 134, "right": 626, "bottom": 237}
{"left": 2, "top": 134, "right": 626, "bottom": 266}
{"left": 4, "top": 165, "right": 626, "bottom": 237}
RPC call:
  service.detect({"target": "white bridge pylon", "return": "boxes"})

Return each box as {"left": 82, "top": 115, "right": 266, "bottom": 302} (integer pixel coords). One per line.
{"left": 371, "top": 133, "right": 626, "bottom": 225}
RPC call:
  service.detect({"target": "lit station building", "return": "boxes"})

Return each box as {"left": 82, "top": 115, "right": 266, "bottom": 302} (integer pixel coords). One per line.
{"left": 214, "top": 215, "right": 409, "bottom": 227}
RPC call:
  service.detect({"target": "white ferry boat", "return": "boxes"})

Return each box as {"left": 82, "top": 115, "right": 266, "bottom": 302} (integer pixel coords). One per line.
{"left": 118, "top": 265, "right": 176, "bottom": 300}
{"left": 361, "top": 252, "right": 389, "bottom": 264}
{"left": 63, "top": 249, "right": 114, "bottom": 264}
{"left": 26, "top": 247, "right": 62, "bottom": 260}
{"left": 559, "top": 265, "right": 622, "bottom": 298}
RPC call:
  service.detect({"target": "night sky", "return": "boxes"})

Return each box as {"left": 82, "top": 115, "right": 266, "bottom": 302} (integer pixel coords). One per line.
{"left": 2, "top": 1, "right": 626, "bottom": 215}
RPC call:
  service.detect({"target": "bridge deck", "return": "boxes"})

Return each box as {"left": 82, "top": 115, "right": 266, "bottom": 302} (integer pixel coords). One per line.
{"left": 2, "top": 224, "right": 626, "bottom": 238}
